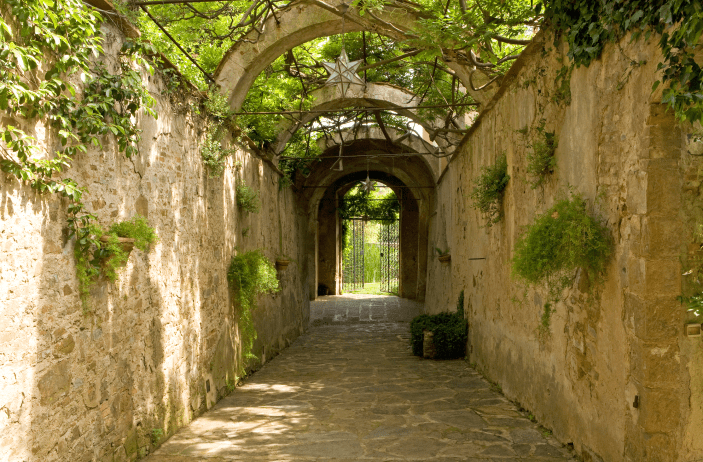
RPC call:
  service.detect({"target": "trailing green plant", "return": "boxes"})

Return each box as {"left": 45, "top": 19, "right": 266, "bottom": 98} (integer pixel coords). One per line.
{"left": 678, "top": 294, "right": 703, "bottom": 317}
{"left": 526, "top": 129, "right": 558, "bottom": 189}
{"left": 236, "top": 182, "right": 261, "bottom": 213}
{"left": 227, "top": 250, "right": 279, "bottom": 362}
{"left": 511, "top": 193, "right": 612, "bottom": 323}
{"left": 542, "top": 0, "right": 703, "bottom": 124}
{"left": 470, "top": 154, "right": 510, "bottom": 226}
{"left": 109, "top": 215, "right": 160, "bottom": 250}
{"left": 538, "top": 302, "right": 553, "bottom": 338}
{"left": 410, "top": 291, "right": 467, "bottom": 359}
{"left": 70, "top": 214, "right": 158, "bottom": 311}
{"left": 435, "top": 247, "right": 450, "bottom": 257}
{"left": 150, "top": 428, "right": 164, "bottom": 445}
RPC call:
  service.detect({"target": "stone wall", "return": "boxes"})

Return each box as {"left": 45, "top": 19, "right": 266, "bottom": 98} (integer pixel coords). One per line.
{"left": 0, "top": 22, "right": 309, "bottom": 462}
{"left": 426, "top": 32, "right": 703, "bottom": 462}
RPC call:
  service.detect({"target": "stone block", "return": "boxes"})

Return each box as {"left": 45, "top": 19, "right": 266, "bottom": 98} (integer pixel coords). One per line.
{"left": 123, "top": 428, "right": 138, "bottom": 457}
{"left": 647, "top": 104, "right": 683, "bottom": 159}
{"left": 642, "top": 217, "right": 683, "bottom": 258}
{"left": 630, "top": 338, "right": 680, "bottom": 386}
{"left": 645, "top": 159, "right": 681, "bottom": 217}
{"left": 644, "top": 259, "right": 681, "bottom": 297}
{"left": 54, "top": 334, "right": 75, "bottom": 356}
{"left": 38, "top": 360, "right": 72, "bottom": 406}
{"left": 626, "top": 169, "right": 647, "bottom": 215}
{"left": 643, "top": 432, "right": 677, "bottom": 462}
{"left": 639, "top": 388, "right": 681, "bottom": 434}
{"left": 626, "top": 257, "right": 646, "bottom": 296}
{"left": 630, "top": 295, "right": 681, "bottom": 341}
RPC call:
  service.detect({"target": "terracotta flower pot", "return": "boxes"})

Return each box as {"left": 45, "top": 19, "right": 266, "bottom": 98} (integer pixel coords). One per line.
{"left": 100, "top": 236, "right": 136, "bottom": 253}
{"left": 438, "top": 254, "right": 451, "bottom": 263}
{"left": 275, "top": 259, "right": 290, "bottom": 270}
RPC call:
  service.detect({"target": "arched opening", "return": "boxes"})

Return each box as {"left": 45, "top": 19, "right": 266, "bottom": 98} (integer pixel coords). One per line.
{"left": 316, "top": 171, "right": 422, "bottom": 300}
{"left": 300, "top": 128, "right": 435, "bottom": 302}
{"left": 337, "top": 181, "right": 400, "bottom": 295}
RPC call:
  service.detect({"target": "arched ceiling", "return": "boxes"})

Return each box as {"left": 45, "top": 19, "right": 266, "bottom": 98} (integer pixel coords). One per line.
{"left": 298, "top": 128, "right": 438, "bottom": 214}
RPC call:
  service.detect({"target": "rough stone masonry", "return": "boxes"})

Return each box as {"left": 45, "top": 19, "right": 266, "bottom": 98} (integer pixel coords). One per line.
{"left": 1, "top": 5, "right": 703, "bottom": 462}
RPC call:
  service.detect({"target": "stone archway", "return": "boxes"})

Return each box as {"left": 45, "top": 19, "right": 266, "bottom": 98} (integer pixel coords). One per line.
{"left": 316, "top": 125, "right": 445, "bottom": 181}
{"left": 272, "top": 82, "right": 462, "bottom": 156}
{"left": 214, "top": 0, "right": 497, "bottom": 111}
{"left": 316, "top": 172, "right": 421, "bottom": 299}
{"left": 299, "top": 134, "right": 435, "bottom": 302}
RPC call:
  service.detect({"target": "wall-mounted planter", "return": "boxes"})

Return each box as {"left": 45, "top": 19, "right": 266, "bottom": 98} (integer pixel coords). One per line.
{"left": 275, "top": 259, "right": 291, "bottom": 270}
{"left": 685, "top": 323, "right": 702, "bottom": 337}
{"left": 438, "top": 254, "right": 451, "bottom": 263}
{"left": 99, "top": 236, "right": 135, "bottom": 253}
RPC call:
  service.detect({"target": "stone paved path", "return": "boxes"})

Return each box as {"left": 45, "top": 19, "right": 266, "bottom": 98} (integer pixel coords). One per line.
{"left": 146, "top": 295, "right": 576, "bottom": 461}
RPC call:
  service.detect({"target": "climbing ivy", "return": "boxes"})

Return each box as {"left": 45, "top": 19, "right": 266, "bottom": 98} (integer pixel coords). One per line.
{"left": 201, "top": 90, "right": 239, "bottom": 177}
{"left": 541, "top": 0, "right": 703, "bottom": 124}
{"left": 0, "top": 0, "right": 158, "bottom": 310}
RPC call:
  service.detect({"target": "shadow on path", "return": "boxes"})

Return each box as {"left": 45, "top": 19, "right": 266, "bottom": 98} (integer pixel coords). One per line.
{"left": 144, "top": 295, "right": 575, "bottom": 461}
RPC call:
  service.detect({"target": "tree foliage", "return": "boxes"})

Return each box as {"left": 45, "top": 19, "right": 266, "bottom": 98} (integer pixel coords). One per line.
{"left": 339, "top": 183, "right": 399, "bottom": 221}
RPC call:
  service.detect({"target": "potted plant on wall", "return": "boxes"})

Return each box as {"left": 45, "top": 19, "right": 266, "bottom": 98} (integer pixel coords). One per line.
{"left": 275, "top": 256, "right": 291, "bottom": 270}
{"left": 436, "top": 247, "right": 451, "bottom": 263}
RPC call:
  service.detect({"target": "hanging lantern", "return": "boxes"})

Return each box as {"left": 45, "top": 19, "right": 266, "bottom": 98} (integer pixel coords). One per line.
{"left": 322, "top": 49, "right": 365, "bottom": 96}
{"left": 321, "top": 10, "right": 365, "bottom": 96}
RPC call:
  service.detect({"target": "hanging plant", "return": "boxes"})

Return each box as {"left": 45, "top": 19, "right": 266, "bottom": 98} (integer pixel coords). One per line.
{"left": 470, "top": 154, "right": 510, "bottom": 226}
{"left": 227, "top": 250, "right": 280, "bottom": 363}
{"left": 71, "top": 214, "right": 158, "bottom": 312}
{"left": 511, "top": 193, "right": 612, "bottom": 328}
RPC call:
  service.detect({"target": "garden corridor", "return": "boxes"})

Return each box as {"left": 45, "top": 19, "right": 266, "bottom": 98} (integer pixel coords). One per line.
{"left": 145, "top": 295, "right": 576, "bottom": 461}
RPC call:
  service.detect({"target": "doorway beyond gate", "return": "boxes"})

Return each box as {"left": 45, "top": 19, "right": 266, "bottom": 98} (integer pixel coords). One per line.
{"left": 314, "top": 171, "right": 428, "bottom": 301}
{"left": 342, "top": 218, "right": 399, "bottom": 295}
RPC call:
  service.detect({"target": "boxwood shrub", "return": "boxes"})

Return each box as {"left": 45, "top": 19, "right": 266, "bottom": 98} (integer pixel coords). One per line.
{"left": 410, "top": 310, "right": 467, "bottom": 359}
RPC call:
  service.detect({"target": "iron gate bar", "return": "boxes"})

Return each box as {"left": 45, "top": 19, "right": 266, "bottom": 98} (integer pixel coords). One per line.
{"left": 342, "top": 218, "right": 365, "bottom": 293}
{"left": 380, "top": 220, "right": 399, "bottom": 294}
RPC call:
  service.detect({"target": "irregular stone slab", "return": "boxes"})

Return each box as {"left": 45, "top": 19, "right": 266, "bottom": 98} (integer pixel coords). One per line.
{"left": 427, "top": 410, "right": 487, "bottom": 429}
{"left": 144, "top": 296, "right": 577, "bottom": 462}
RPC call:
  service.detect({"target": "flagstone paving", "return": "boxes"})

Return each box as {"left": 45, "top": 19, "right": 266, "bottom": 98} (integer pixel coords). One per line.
{"left": 145, "top": 295, "right": 576, "bottom": 461}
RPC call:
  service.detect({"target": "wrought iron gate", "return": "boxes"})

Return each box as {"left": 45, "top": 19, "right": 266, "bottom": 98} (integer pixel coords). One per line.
{"left": 380, "top": 220, "right": 399, "bottom": 293}
{"left": 342, "top": 218, "right": 365, "bottom": 292}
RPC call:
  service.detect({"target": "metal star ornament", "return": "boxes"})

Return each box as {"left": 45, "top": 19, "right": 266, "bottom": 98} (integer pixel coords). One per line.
{"left": 322, "top": 49, "right": 365, "bottom": 96}
{"left": 361, "top": 173, "right": 376, "bottom": 193}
